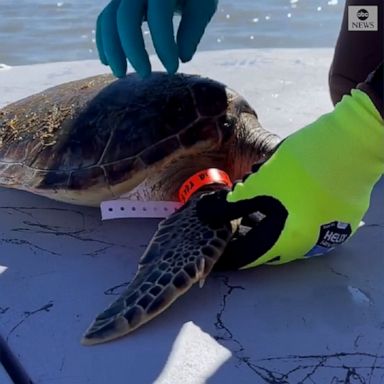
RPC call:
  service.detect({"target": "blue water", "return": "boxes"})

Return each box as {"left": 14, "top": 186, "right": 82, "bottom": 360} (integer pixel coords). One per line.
{"left": 0, "top": 0, "right": 345, "bottom": 66}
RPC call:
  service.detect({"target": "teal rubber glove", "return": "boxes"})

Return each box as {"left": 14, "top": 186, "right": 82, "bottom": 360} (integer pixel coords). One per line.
{"left": 96, "top": 0, "right": 218, "bottom": 78}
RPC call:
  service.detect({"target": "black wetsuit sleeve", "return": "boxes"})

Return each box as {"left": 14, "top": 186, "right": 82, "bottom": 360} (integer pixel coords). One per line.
{"left": 358, "top": 62, "right": 384, "bottom": 119}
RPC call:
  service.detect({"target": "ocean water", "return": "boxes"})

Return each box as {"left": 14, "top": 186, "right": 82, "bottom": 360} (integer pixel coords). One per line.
{"left": 0, "top": 0, "right": 345, "bottom": 66}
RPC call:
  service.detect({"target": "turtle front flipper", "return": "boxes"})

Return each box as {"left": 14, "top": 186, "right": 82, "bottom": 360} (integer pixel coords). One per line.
{"left": 81, "top": 193, "right": 237, "bottom": 345}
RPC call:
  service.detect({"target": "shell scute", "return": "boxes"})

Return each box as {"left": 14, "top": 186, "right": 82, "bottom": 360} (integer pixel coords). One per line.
{"left": 69, "top": 167, "right": 107, "bottom": 190}
{"left": 103, "top": 157, "right": 144, "bottom": 187}
{"left": 139, "top": 136, "right": 180, "bottom": 166}
{"left": 99, "top": 92, "right": 197, "bottom": 163}
{"left": 191, "top": 80, "right": 229, "bottom": 117}
{"left": 37, "top": 170, "right": 69, "bottom": 190}
{"left": 179, "top": 118, "right": 220, "bottom": 148}
{"left": 162, "top": 90, "right": 198, "bottom": 130}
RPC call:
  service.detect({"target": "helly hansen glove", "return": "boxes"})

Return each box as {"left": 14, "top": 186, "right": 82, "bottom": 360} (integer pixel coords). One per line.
{"left": 197, "top": 64, "right": 384, "bottom": 270}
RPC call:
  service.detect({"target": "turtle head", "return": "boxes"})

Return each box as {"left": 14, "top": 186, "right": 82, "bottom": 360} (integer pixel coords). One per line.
{"left": 220, "top": 96, "right": 281, "bottom": 181}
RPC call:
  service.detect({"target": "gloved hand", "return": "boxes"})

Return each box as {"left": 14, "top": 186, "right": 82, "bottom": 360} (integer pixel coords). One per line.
{"left": 197, "top": 64, "right": 384, "bottom": 270}
{"left": 96, "top": 0, "right": 218, "bottom": 78}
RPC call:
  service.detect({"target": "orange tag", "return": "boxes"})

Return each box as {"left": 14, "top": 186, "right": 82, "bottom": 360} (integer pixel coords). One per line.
{"left": 178, "top": 168, "right": 232, "bottom": 204}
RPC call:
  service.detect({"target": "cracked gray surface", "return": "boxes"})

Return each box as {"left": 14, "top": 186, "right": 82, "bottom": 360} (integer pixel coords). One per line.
{"left": 0, "top": 50, "right": 383, "bottom": 384}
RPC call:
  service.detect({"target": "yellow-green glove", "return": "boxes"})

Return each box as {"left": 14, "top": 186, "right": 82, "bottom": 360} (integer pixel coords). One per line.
{"left": 197, "top": 78, "right": 384, "bottom": 270}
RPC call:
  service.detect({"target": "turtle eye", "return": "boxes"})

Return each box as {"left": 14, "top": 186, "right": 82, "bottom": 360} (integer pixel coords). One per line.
{"left": 217, "top": 114, "right": 237, "bottom": 143}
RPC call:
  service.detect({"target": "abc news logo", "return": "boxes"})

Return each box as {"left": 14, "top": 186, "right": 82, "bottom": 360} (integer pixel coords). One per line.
{"left": 348, "top": 6, "right": 378, "bottom": 31}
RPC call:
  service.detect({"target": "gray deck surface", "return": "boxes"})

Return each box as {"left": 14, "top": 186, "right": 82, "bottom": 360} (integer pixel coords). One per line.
{"left": 0, "top": 49, "right": 383, "bottom": 384}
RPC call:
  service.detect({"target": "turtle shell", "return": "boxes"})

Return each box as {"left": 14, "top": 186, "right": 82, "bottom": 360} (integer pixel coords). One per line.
{"left": 0, "top": 73, "right": 266, "bottom": 205}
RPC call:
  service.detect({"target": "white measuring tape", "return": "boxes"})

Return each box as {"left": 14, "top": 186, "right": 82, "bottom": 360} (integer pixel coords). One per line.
{"left": 100, "top": 199, "right": 182, "bottom": 220}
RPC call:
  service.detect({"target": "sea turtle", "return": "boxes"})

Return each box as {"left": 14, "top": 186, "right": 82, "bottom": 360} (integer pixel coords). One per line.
{"left": 0, "top": 72, "right": 280, "bottom": 345}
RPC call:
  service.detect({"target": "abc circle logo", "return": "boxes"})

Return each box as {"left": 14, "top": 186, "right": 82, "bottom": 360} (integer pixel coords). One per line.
{"left": 357, "top": 8, "right": 369, "bottom": 20}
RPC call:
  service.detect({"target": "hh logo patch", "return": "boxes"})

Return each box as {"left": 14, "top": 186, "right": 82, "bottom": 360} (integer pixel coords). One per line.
{"left": 305, "top": 221, "right": 352, "bottom": 258}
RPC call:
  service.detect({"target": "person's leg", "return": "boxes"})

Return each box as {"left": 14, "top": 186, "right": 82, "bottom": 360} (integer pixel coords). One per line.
{"left": 329, "top": 0, "right": 383, "bottom": 105}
